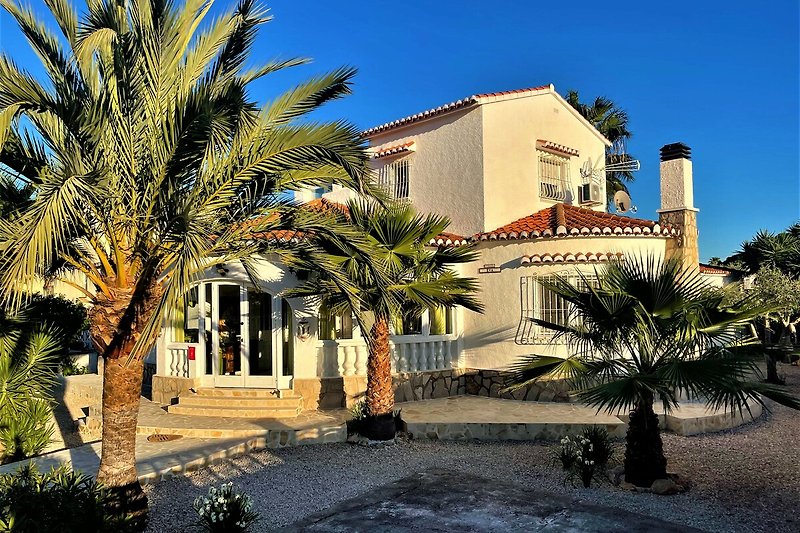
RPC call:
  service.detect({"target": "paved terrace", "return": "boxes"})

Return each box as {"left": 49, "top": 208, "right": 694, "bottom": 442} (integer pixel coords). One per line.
{"left": 1, "top": 394, "right": 760, "bottom": 484}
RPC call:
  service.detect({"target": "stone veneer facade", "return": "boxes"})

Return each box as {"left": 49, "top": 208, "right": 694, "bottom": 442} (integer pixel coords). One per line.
{"left": 292, "top": 368, "right": 571, "bottom": 411}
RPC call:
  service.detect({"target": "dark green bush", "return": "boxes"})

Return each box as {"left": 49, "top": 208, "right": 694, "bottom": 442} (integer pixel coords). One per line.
{"left": 24, "top": 294, "right": 90, "bottom": 352}
{"left": 0, "top": 464, "right": 135, "bottom": 532}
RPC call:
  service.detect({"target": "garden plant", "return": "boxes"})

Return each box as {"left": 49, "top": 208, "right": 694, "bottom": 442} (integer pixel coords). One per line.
{"left": 506, "top": 256, "right": 800, "bottom": 487}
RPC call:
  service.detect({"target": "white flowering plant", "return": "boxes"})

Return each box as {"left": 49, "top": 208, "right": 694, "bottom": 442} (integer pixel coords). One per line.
{"left": 556, "top": 427, "right": 615, "bottom": 488}
{"left": 193, "top": 482, "right": 259, "bottom": 532}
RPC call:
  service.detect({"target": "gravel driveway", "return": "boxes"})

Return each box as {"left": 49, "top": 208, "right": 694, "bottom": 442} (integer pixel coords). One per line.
{"left": 145, "top": 364, "right": 800, "bottom": 533}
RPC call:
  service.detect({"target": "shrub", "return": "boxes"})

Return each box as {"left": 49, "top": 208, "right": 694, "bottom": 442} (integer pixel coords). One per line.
{"left": 556, "top": 427, "right": 616, "bottom": 488}
{"left": 349, "top": 399, "right": 368, "bottom": 420}
{"left": 0, "top": 327, "right": 60, "bottom": 464}
{"left": 193, "top": 482, "right": 259, "bottom": 532}
{"left": 0, "top": 398, "right": 55, "bottom": 463}
{"left": 0, "top": 464, "right": 134, "bottom": 532}
{"left": 24, "top": 294, "right": 90, "bottom": 353}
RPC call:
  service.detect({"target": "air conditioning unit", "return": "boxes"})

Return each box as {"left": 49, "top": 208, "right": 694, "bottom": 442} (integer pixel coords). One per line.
{"left": 578, "top": 182, "right": 603, "bottom": 205}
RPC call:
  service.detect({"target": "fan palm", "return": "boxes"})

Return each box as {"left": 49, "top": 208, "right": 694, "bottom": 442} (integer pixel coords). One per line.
{"left": 286, "top": 200, "right": 483, "bottom": 439}
{"left": 505, "top": 256, "right": 800, "bottom": 487}
{"left": 0, "top": 0, "right": 374, "bottom": 523}
{"left": 565, "top": 90, "right": 634, "bottom": 203}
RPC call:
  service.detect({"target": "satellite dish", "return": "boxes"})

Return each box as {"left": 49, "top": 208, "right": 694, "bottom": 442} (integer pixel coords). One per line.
{"left": 613, "top": 190, "right": 634, "bottom": 213}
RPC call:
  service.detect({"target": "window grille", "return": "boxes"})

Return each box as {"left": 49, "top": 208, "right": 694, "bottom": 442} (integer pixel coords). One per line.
{"left": 538, "top": 151, "right": 571, "bottom": 201}
{"left": 516, "top": 273, "right": 598, "bottom": 344}
{"left": 377, "top": 157, "right": 411, "bottom": 199}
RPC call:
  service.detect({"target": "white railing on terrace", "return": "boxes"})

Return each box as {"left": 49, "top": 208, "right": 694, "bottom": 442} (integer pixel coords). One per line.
{"left": 316, "top": 335, "right": 459, "bottom": 377}
{"left": 165, "top": 342, "right": 199, "bottom": 378}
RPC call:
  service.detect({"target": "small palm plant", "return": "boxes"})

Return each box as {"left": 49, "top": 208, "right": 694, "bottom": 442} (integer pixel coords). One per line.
{"left": 0, "top": 310, "right": 61, "bottom": 463}
{"left": 505, "top": 256, "right": 800, "bottom": 487}
{"left": 286, "top": 200, "right": 482, "bottom": 440}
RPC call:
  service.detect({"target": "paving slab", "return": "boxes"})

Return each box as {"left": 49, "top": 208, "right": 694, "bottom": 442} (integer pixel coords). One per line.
{"left": 283, "top": 468, "right": 703, "bottom": 532}
{"left": 400, "top": 396, "right": 628, "bottom": 440}
{"left": 0, "top": 435, "right": 251, "bottom": 483}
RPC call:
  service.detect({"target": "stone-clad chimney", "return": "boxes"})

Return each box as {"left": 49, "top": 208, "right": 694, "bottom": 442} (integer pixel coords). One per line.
{"left": 657, "top": 143, "right": 699, "bottom": 271}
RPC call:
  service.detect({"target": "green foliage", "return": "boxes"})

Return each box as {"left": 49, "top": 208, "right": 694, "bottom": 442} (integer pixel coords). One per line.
{"left": 349, "top": 399, "right": 369, "bottom": 421}
{"left": 506, "top": 256, "right": 800, "bottom": 416}
{"left": 557, "top": 429, "right": 615, "bottom": 488}
{"left": 60, "top": 359, "right": 89, "bottom": 376}
{"left": 0, "top": 316, "right": 60, "bottom": 464}
{"left": 0, "top": 398, "right": 54, "bottom": 464}
{"left": 0, "top": 0, "right": 376, "bottom": 364}
{"left": 193, "top": 482, "right": 259, "bottom": 533}
{"left": 25, "top": 294, "right": 89, "bottom": 351}
{"left": 0, "top": 463, "right": 134, "bottom": 532}
{"left": 286, "top": 200, "right": 483, "bottom": 341}
{"left": 729, "top": 225, "right": 800, "bottom": 276}
{"left": 565, "top": 90, "right": 634, "bottom": 202}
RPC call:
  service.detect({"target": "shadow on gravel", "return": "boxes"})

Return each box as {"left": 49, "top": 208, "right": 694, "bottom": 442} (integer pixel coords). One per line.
{"left": 281, "top": 468, "right": 702, "bottom": 532}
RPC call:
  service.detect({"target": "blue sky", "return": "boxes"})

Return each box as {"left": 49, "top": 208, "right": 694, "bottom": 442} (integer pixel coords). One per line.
{"left": 2, "top": 0, "right": 798, "bottom": 260}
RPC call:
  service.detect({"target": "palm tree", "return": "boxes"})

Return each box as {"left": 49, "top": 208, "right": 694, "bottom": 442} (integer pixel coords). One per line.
{"left": 565, "top": 90, "right": 635, "bottom": 203}
{"left": 734, "top": 229, "right": 800, "bottom": 276}
{"left": 0, "top": 0, "right": 374, "bottom": 524}
{"left": 286, "top": 200, "right": 482, "bottom": 439}
{"left": 505, "top": 256, "right": 800, "bottom": 487}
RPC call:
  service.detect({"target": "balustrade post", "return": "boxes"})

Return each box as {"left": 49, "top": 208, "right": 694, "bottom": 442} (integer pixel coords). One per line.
{"left": 409, "top": 342, "right": 419, "bottom": 372}
{"left": 336, "top": 343, "right": 346, "bottom": 377}
{"left": 434, "top": 341, "right": 444, "bottom": 369}
{"left": 343, "top": 345, "right": 356, "bottom": 376}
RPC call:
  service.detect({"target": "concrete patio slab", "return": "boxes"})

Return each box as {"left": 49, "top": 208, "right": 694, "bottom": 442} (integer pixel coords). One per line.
{"left": 283, "top": 468, "right": 703, "bottom": 532}
{"left": 400, "top": 396, "right": 628, "bottom": 440}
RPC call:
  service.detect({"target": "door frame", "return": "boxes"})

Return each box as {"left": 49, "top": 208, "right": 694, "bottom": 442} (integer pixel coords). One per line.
{"left": 194, "top": 280, "right": 292, "bottom": 389}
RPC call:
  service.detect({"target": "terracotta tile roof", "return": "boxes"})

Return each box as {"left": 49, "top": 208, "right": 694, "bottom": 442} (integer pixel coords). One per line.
{"left": 475, "top": 203, "right": 677, "bottom": 241}
{"left": 699, "top": 263, "right": 738, "bottom": 275}
{"left": 362, "top": 85, "right": 553, "bottom": 137}
{"left": 536, "top": 140, "right": 580, "bottom": 157}
{"left": 428, "top": 232, "right": 469, "bottom": 247}
{"left": 250, "top": 198, "right": 347, "bottom": 243}
{"left": 372, "top": 141, "right": 415, "bottom": 159}
{"left": 521, "top": 252, "right": 624, "bottom": 264}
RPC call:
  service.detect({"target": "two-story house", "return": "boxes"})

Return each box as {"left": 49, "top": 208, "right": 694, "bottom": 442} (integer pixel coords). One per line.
{"left": 151, "top": 84, "right": 701, "bottom": 413}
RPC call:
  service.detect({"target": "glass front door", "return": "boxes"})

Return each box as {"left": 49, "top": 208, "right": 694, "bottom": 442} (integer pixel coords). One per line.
{"left": 207, "top": 283, "right": 282, "bottom": 388}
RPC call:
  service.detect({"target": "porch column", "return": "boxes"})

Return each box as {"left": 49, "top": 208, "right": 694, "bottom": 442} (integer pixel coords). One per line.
{"left": 272, "top": 294, "right": 285, "bottom": 389}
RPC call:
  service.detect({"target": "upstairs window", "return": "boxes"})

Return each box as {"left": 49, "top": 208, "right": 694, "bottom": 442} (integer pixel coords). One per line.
{"left": 377, "top": 157, "right": 411, "bottom": 199}
{"left": 538, "top": 151, "right": 571, "bottom": 201}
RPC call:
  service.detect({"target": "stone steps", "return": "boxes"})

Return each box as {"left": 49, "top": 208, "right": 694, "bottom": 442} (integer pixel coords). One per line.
{"left": 167, "top": 404, "right": 302, "bottom": 418}
{"left": 167, "top": 388, "right": 303, "bottom": 418}
{"left": 178, "top": 395, "right": 300, "bottom": 408}
{"left": 194, "top": 388, "right": 300, "bottom": 398}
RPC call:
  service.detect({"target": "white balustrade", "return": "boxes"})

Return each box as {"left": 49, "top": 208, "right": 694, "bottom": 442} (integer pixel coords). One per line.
{"left": 165, "top": 343, "right": 198, "bottom": 378}
{"left": 315, "top": 335, "right": 458, "bottom": 377}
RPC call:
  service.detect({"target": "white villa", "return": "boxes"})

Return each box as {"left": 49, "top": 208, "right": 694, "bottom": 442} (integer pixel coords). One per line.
{"left": 149, "top": 84, "right": 731, "bottom": 414}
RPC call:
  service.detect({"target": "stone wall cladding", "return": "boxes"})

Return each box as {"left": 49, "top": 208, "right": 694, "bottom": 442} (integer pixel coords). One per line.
{"left": 152, "top": 375, "right": 199, "bottom": 405}
{"left": 294, "top": 368, "right": 568, "bottom": 410}
{"left": 464, "top": 369, "right": 571, "bottom": 402}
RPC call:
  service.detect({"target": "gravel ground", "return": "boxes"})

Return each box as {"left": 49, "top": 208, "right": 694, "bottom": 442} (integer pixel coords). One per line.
{"left": 145, "top": 363, "right": 800, "bottom": 533}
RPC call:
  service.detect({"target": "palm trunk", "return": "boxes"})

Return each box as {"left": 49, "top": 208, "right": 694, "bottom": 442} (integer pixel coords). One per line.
{"left": 624, "top": 396, "right": 667, "bottom": 487}
{"left": 363, "top": 315, "right": 396, "bottom": 440}
{"left": 97, "top": 352, "right": 148, "bottom": 529}
{"left": 89, "top": 282, "right": 161, "bottom": 530}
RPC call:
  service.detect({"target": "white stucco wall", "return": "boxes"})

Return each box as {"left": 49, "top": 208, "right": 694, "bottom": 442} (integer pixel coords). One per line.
{"left": 461, "top": 236, "right": 669, "bottom": 370}
{"left": 366, "top": 107, "right": 486, "bottom": 237}
{"left": 480, "top": 93, "right": 609, "bottom": 233}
